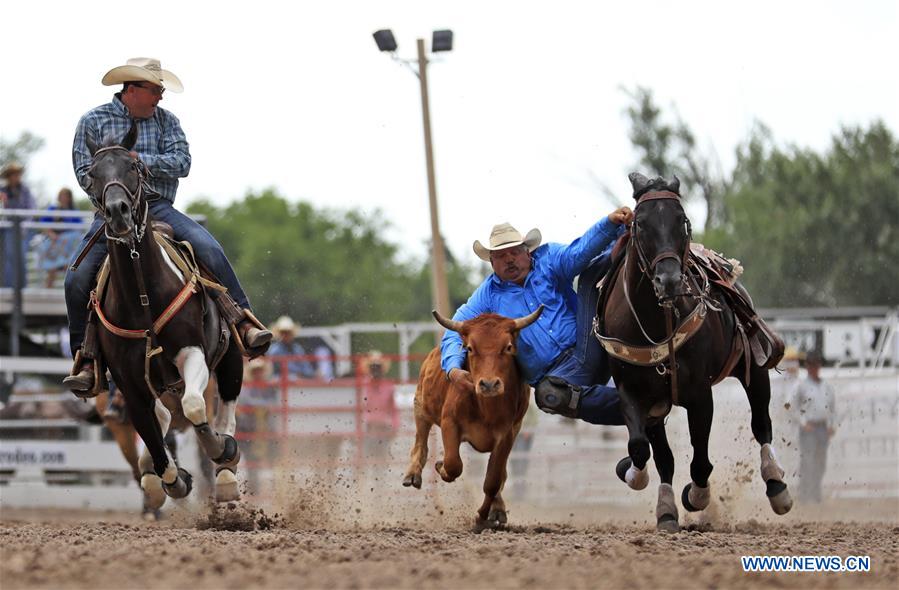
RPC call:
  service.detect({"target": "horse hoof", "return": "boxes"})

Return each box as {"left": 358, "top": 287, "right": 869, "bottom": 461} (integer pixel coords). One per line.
{"left": 681, "top": 482, "right": 710, "bottom": 512}
{"left": 215, "top": 468, "right": 240, "bottom": 503}
{"left": 766, "top": 480, "right": 793, "bottom": 515}
{"left": 625, "top": 464, "right": 649, "bottom": 490}
{"left": 142, "top": 508, "right": 161, "bottom": 522}
{"left": 162, "top": 468, "right": 193, "bottom": 499}
{"left": 214, "top": 434, "right": 241, "bottom": 469}
{"left": 656, "top": 514, "right": 680, "bottom": 533}
{"left": 403, "top": 473, "right": 422, "bottom": 489}
{"left": 140, "top": 473, "right": 166, "bottom": 510}
{"left": 487, "top": 509, "right": 507, "bottom": 525}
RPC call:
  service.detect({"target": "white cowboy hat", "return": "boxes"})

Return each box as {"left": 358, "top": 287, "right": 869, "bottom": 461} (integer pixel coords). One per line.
{"left": 473, "top": 222, "right": 542, "bottom": 262}
{"left": 101, "top": 57, "right": 184, "bottom": 93}
{"left": 273, "top": 315, "right": 298, "bottom": 334}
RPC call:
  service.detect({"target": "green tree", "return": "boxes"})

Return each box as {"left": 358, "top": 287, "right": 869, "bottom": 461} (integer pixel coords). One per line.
{"left": 704, "top": 121, "right": 899, "bottom": 307}
{"left": 622, "top": 87, "right": 727, "bottom": 231}
{"left": 0, "top": 131, "right": 45, "bottom": 170}
{"left": 186, "top": 190, "right": 478, "bottom": 325}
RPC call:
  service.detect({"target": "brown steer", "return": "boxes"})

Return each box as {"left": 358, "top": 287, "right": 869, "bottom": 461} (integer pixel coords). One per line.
{"left": 402, "top": 306, "right": 543, "bottom": 525}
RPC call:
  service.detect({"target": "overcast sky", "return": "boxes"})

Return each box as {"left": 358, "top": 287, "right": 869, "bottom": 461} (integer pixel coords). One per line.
{"left": 3, "top": 0, "right": 896, "bottom": 268}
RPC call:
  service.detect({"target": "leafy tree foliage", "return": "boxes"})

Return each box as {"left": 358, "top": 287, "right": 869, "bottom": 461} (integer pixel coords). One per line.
{"left": 0, "top": 131, "right": 45, "bottom": 170}
{"left": 622, "top": 87, "right": 727, "bottom": 231}
{"left": 620, "top": 88, "right": 897, "bottom": 307}
{"left": 704, "top": 122, "right": 899, "bottom": 307}
{"left": 186, "top": 190, "right": 478, "bottom": 325}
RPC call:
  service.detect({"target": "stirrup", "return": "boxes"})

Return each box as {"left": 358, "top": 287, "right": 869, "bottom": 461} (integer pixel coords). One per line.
{"left": 63, "top": 351, "right": 98, "bottom": 398}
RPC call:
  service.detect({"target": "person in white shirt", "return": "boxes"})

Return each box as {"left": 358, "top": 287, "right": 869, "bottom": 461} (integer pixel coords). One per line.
{"left": 789, "top": 351, "right": 836, "bottom": 503}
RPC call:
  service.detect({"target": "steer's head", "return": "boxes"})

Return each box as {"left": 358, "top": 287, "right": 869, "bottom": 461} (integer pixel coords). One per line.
{"left": 434, "top": 306, "right": 543, "bottom": 397}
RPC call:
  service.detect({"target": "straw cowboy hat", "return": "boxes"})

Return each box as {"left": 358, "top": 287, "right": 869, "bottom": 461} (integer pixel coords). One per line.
{"left": 244, "top": 356, "right": 273, "bottom": 381}
{"left": 472, "top": 222, "right": 542, "bottom": 262}
{"left": 101, "top": 57, "right": 184, "bottom": 93}
{"left": 272, "top": 315, "right": 298, "bottom": 335}
{"left": 1, "top": 162, "right": 25, "bottom": 179}
{"left": 362, "top": 350, "right": 391, "bottom": 374}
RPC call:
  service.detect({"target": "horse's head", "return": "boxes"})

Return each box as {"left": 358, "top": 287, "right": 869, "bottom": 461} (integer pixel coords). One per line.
{"left": 628, "top": 172, "right": 692, "bottom": 302}
{"left": 86, "top": 125, "right": 145, "bottom": 240}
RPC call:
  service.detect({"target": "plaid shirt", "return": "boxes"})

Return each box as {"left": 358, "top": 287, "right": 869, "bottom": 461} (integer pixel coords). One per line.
{"left": 72, "top": 94, "right": 191, "bottom": 207}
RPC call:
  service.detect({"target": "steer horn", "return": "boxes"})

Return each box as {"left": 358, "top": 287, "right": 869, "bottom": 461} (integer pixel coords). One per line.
{"left": 513, "top": 304, "right": 544, "bottom": 330}
{"left": 432, "top": 310, "right": 464, "bottom": 333}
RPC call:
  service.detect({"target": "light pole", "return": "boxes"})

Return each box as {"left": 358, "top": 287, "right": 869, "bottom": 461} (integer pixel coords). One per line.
{"left": 374, "top": 29, "right": 453, "bottom": 321}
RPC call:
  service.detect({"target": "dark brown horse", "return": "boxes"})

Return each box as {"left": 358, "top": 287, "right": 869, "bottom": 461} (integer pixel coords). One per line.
{"left": 595, "top": 173, "right": 792, "bottom": 532}
{"left": 84, "top": 127, "right": 244, "bottom": 507}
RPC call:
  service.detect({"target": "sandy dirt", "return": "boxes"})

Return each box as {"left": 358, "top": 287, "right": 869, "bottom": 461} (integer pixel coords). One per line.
{"left": 2, "top": 496, "right": 897, "bottom": 590}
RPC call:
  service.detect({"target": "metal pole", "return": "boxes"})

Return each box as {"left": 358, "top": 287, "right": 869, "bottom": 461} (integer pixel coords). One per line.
{"left": 416, "top": 38, "right": 451, "bottom": 331}
{"left": 11, "top": 217, "right": 23, "bottom": 358}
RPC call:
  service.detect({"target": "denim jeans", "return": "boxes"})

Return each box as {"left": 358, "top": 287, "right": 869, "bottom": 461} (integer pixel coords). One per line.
{"left": 543, "top": 253, "right": 624, "bottom": 425}
{"left": 64, "top": 200, "right": 251, "bottom": 355}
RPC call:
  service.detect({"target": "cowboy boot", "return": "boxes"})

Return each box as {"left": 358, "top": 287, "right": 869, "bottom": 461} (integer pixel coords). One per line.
{"left": 63, "top": 349, "right": 97, "bottom": 398}
{"left": 236, "top": 310, "right": 272, "bottom": 357}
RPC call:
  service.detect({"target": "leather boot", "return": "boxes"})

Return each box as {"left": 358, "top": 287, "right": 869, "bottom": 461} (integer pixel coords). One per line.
{"left": 237, "top": 318, "right": 272, "bottom": 354}
{"left": 63, "top": 350, "right": 97, "bottom": 398}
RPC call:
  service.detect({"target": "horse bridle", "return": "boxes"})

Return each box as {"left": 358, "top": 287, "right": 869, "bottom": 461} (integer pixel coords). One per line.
{"left": 630, "top": 190, "right": 692, "bottom": 282}
{"left": 91, "top": 146, "right": 149, "bottom": 249}
{"left": 621, "top": 190, "right": 697, "bottom": 406}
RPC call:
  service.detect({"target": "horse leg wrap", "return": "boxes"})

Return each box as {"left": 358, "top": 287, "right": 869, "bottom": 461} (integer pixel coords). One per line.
{"left": 760, "top": 443, "right": 793, "bottom": 515}
{"left": 760, "top": 443, "right": 785, "bottom": 482}
{"left": 625, "top": 463, "right": 649, "bottom": 490}
{"left": 162, "top": 467, "right": 193, "bottom": 499}
{"left": 656, "top": 483, "right": 680, "bottom": 533}
{"left": 193, "top": 422, "right": 227, "bottom": 461}
{"left": 682, "top": 482, "right": 710, "bottom": 511}
{"left": 140, "top": 472, "right": 166, "bottom": 510}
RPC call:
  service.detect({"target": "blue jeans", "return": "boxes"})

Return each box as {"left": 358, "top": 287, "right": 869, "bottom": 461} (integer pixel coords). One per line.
{"left": 64, "top": 200, "right": 251, "bottom": 355}
{"left": 543, "top": 253, "right": 623, "bottom": 425}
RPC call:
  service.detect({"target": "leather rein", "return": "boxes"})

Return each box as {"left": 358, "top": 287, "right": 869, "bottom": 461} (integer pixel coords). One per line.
{"left": 70, "top": 147, "right": 199, "bottom": 396}
{"left": 594, "top": 191, "right": 713, "bottom": 406}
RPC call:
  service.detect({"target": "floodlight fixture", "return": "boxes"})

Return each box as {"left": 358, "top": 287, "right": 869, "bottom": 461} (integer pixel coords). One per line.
{"left": 432, "top": 29, "right": 453, "bottom": 52}
{"left": 373, "top": 29, "right": 398, "bottom": 52}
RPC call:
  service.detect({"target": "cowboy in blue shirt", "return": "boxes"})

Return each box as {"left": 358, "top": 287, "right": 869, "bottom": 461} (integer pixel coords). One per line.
{"left": 64, "top": 58, "right": 271, "bottom": 394}
{"left": 441, "top": 206, "right": 633, "bottom": 424}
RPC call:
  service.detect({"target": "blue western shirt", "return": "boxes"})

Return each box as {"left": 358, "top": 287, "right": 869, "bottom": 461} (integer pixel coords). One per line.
{"left": 72, "top": 94, "right": 191, "bottom": 208}
{"left": 440, "top": 216, "right": 624, "bottom": 385}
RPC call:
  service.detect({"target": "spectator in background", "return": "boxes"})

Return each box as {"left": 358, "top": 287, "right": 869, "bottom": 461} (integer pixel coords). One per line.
{"left": 1, "top": 162, "right": 36, "bottom": 288}
{"left": 789, "top": 351, "right": 836, "bottom": 503}
{"left": 314, "top": 342, "right": 335, "bottom": 382}
{"left": 359, "top": 351, "right": 399, "bottom": 464}
{"left": 238, "top": 357, "right": 277, "bottom": 493}
{"left": 268, "top": 315, "right": 315, "bottom": 379}
{"left": 37, "top": 188, "right": 83, "bottom": 287}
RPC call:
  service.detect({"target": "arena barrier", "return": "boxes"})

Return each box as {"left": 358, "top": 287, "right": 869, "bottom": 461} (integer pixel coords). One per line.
{"left": 1, "top": 353, "right": 896, "bottom": 513}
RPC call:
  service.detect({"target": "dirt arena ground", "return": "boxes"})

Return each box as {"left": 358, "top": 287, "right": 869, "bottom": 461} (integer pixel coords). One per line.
{"left": 2, "top": 495, "right": 897, "bottom": 590}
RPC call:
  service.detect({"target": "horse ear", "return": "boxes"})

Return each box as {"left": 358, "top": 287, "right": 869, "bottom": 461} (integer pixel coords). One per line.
{"left": 86, "top": 135, "right": 99, "bottom": 157}
{"left": 628, "top": 172, "right": 650, "bottom": 198}
{"left": 121, "top": 120, "right": 138, "bottom": 150}
{"left": 669, "top": 175, "right": 681, "bottom": 194}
